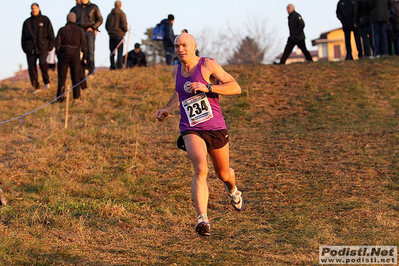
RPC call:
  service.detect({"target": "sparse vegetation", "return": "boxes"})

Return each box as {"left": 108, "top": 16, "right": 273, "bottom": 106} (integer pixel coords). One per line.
{"left": 0, "top": 58, "right": 398, "bottom": 265}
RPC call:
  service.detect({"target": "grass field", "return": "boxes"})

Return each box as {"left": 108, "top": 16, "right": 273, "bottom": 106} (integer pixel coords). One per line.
{"left": 0, "top": 58, "right": 398, "bottom": 265}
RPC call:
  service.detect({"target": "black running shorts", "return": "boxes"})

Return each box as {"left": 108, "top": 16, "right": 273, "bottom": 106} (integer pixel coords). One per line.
{"left": 177, "top": 129, "right": 230, "bottom": 151}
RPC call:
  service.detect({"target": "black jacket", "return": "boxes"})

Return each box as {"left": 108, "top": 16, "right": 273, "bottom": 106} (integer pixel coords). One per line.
{"left": 337, "top": 0, "right": 356, "bottom": 30}
{"left": 161, "top": 19, "right": 175, "bottom": 48}
{"left": 288, "top": 11, "right": 305, "bottom": 42}
{"left": 106, "top": 7, "right": 127, "bottom": 37}
{"left": 21, "top": 11, "right": 55, "bottom": 55}
{"left": 71, "top": 2, "right": 103, "bottom": 31}
{"left": 369, "top": 0, "right": 392, "bottom": 22}
{"left": 55, "top": 22, "right": 87, "bottom": 59}
{"left": 127, "top": 50, "right": 147, "bottom": 67}
{"left": 355, "top": 0, "right": 371, "bottom": 25}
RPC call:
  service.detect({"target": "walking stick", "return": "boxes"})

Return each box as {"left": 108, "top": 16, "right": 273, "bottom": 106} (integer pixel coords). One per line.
{"left": 124, "top": 25, "right": 131, "bottom": 69}
{"left": 65, "top": 87, "right": 70, "bottom": 129}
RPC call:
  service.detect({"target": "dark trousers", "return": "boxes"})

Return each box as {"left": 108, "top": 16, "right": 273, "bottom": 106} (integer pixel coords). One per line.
{"left": 393, "top": 30, "right": 399, "bottom": 55}
{"left": 280, "top": 38, "right": 313, "bottom": 64}
{"left": 343, "top": 28, "right": 363, "bottom": 59}
{"left": 26, "top": 53, "right": 50, "bottom": 89}
{"left": 164, "top": 46, "right": 175, "bottom": 65}
{"left": 57, "top": 55, "right": 82, "bottom": 102}
{"left": 109, "top": 35, "right": 124, "bottom": 70}
{"left": 371, "top": 22, "right": 388, "bottom": 56}
{"left": 358, "top": 24, "right": 372, "bottom": 57}
{"left": 85, "top": 31, "right": 96, "bottom": 74}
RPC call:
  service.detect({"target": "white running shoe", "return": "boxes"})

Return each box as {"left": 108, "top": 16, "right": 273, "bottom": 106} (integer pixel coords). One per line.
{"left": 195, "top": 214, "right": 211, "bottom": 236}
{"left": 224, "top": 184, "right": 244, "bottom": 212}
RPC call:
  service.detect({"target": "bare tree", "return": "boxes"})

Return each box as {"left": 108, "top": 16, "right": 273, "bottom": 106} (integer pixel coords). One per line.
{"left": 194, "top": 14, "right": 281, "bottom": 65}
{"left": 228, "top": 36, "right": 266, "bottom": 64}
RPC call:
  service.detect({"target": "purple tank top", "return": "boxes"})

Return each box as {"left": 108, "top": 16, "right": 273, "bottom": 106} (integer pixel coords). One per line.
{"left": 176, "top": 57, "right": 226, "bottom": 132}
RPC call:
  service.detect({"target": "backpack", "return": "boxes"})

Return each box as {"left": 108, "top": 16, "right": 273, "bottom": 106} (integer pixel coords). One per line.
{"left": 152, "top": 23, "right": 165, "bottom": 41}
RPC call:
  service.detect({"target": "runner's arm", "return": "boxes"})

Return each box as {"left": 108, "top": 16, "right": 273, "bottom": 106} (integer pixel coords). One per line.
{"left": 187, "top": 58, "right": 241, "bottom": 95}
{"left": 155, "top": 66, "right": 179, "bottom": 122}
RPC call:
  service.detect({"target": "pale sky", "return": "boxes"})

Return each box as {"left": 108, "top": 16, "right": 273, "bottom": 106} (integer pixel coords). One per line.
{"left": 1, "top": 0, "right": 341, "bottom": 80}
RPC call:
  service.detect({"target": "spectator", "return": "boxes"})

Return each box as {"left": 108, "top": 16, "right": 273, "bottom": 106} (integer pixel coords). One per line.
{"left": 279, "top": 4, "right": 313, "bottom": 64}
{"left": 355, "top": 0, "right": 373, "bottom": 57}
{"left": 337, "top": 0, "right": 363, "bottom": 59}
{"left": 106, "top": 1, "right": 127, "bottom": 70}
{"left": 182, "top": 29, "right": 188, "bottom": 33}
{"left": 369, "top": 0, "right": 392, "bottom": 57}
{"left": 21, "top": 3, "right": 55, "bottom": 93}
{"left": 390, "top": 0, "right": 399, "bottom": 55}
{"left": 55, "top": 12, "right": 87, "bottom": 102}
{"left": 71, "top": 0, "right": 103, "bottom": 75}
{"left": 160, "top": 14, "right": 175, "bottom": 65}
{"left": 126, "top": 43, "right": 147, "bottom": 67}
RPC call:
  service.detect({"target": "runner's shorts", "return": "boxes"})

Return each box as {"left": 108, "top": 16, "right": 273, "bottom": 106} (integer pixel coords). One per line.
{"left": 177, "top": 129, "right": 230, "bottom": 151}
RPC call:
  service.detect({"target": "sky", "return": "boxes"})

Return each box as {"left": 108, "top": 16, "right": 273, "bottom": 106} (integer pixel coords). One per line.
{"left": 0, "top": 0, "right": 341, "bottom": 80}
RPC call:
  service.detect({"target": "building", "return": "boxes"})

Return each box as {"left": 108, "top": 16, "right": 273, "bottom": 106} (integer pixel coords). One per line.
{"left": 274, "top": 48, "right": 318, "bottom": 64}
{"left": 311, "top": 28, "right": 362, "bottom": 61}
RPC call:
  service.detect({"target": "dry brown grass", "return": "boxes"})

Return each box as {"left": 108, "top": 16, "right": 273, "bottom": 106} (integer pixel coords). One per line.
{"left": 0, "top": 58, "right": 398, "bottom": 265}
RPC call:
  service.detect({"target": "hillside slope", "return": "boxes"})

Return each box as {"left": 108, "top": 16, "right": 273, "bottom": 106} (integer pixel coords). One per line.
{"left": 0, "top": 59, "right": 398, "bottom": 265}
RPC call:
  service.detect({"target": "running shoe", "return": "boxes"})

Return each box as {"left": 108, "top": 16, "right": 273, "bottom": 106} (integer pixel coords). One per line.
{"left": 224, "top": 184, "right": 245, "bottom": 212}
{"left": 195, "top": 214, "right": 211, "bottom": 236}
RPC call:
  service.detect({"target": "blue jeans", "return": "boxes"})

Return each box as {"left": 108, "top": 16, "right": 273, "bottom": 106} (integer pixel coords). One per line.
{"left": 164, "top": 46, "right": 175, "bottom": 65}
{"left": 371, "top": 22, "right": 388, "bottom": 56}
{"left": 109, "top": 35, "right": 124, "bottom": 70}
{"left": 85, "top": 31, "right": 96, "bottom": 74}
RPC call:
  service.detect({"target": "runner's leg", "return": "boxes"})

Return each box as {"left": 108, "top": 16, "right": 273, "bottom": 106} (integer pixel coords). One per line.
{"left": 183, "top": 134, "right": 209, "bottom": 216}
{"left": 208, "top": 143, "right": 236, "bottom": 192}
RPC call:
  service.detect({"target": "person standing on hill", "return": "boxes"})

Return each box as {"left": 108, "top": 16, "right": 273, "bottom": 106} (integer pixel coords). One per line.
{"left": 155, "top": 33, "right": 244, "bottom": 236}
{"left": 369, "top": 0, "right": 392, "bottom": 57}
{"left": 337, "top": 0, "right": 363, "bottom": 59}
{"left": 55, "top": 12, "right": 87, "bottom": 102}
{"left": 21, "top": 3, "right": 55, "bottom": 93}
{"left": 279, "top": 4, "right": 313, "bottom": 64}
{"left": 355, "top": 0, "right": 373, "bottom": 57}
{"left": 71, "top": 0, "right": 103, "bottom": 76}
{"left": 160, "top": 14, "right": 176, "bottom": 65}
{"left": 106, "top": 1, "right": 127, "bottom": 70}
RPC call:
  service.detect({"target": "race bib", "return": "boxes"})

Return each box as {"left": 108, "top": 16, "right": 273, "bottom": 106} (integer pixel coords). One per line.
{"left": 182, "top": 93, "right": 213, "bottom": 127}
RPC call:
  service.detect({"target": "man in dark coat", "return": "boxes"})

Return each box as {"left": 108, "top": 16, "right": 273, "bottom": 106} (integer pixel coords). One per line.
{"left": 279, "top": 4, "right": 313, "bottom": 64}
{"left": 55, "top": 12, "right": 87, "bottom": 102}
{"left": 355, "top": 0, "right": 372, "bottom": 57}
{"left": 71, "top": 0, "right": 103, "bottom": 75}
{"left": 369, "top": 0, "right": 392, "bottom": 56}
{"left": 126, "top": 43, "right": 147, "bottom": 68}
{"left": 21, "top": 3, "right": 55, "bottom": 93}
{"left": 161, "top": 14, "right": 175, "bottom": 65}
{"left": 106, "top": 1, "right": 128, "bottom": 70}
{"left": 337, "top": 0, "right": 363, "bottom": 59}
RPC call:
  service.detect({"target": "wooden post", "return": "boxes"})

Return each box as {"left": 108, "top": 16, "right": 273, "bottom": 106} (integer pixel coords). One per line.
{"left": 65, "top": 87, "right": 70, "bottom": 129}
{"left": 124, "top": 25, "right": 131, "bottom": 69}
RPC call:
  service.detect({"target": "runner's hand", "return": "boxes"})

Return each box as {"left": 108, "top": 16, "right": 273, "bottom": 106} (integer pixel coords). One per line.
{"left": 187, "top": 82, "right": 207, "bottom": 94}
{"left": 156, "top": 109, "right": 169, "bottom": 122}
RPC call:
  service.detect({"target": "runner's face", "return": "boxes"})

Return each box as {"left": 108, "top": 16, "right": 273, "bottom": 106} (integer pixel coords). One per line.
{"left": 174, "top": 35, "right": 197, "bottom": 61}
{"left": 31, "top": 5, "right": 40, "bottom": 16}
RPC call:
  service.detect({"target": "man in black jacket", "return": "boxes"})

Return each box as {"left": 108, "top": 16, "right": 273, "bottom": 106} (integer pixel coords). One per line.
{"left": 279, "top": 4, "right": 313, "bottom": 64}
{"left": 55, "top": 12, "right": 87, "bottom": 102}
{"left": 161, "top": 14, "right": 175, "bottom": 65}
{"left": 71, "top": 0, "right": 103, "bottom": 75}
{"left": 21, "top": 3, "right": 55, "bottom": 93}
{"left": 106, "top": 1, "right": 128, "bottom": 70}
{"left": 369, "top": 0, "right": 392, "bottom": 56}
{"left": 337, "top": 0, "right": 363, "bottom": 59}
{"left": 126, "top": 43, "right": 147, "bottom": 68}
